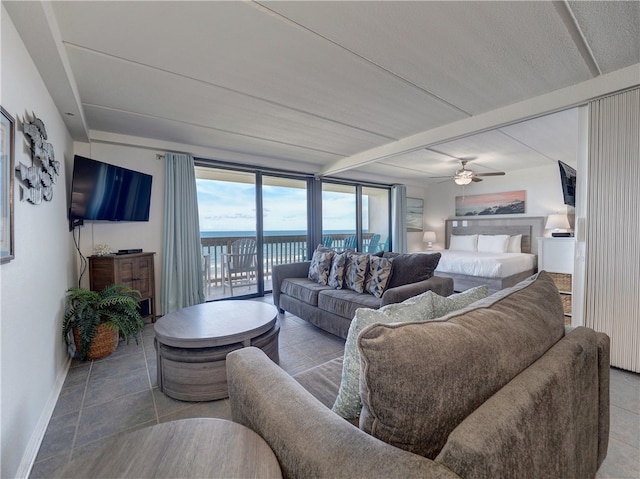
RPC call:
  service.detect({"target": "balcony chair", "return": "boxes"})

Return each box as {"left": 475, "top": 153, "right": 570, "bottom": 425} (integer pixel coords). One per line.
{"left": 366, "top": 234, "right": 380, "bottom": 253}
{"left": 322, "top": 236, "right": 333, "bottom": 248}
{"left": 222, "top": 238, "right": 257, "bottom": 296}
{"left": 344, "top": 235, "right": 358, "bottom": 251}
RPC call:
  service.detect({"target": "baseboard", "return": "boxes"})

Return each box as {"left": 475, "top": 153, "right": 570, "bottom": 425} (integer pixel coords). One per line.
{"left": 16, "top": 355, "right": 71, "bottom": 478}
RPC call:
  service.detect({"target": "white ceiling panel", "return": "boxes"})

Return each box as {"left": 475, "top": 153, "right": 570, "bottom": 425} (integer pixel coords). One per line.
{"left": 264, "top": 1, "right": 594, "bottom": 114}
{"left": 568, "top": 1, "right": 640, "bottom": 74}
{"left": 53, "top": 1, "right": 465, "bottom": 138}
{"left": 5, "top": 1, "right": 639, "bottom": 187}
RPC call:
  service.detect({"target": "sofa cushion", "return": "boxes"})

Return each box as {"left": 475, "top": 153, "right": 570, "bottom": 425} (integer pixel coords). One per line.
{"left": 358, "top": 271, "right": 565, "bottom": 459}
{"left": 318, "top": 288, "right": 381, "bottom": 319}
{"left": 281, "top": 278, "right": 331, "bottom": 306}
{"left": 328, "top": 251, "right": 348, "bottom": 289}
{"left": 384, "top": 252, "right": 441, "bottom": 289}
{"left": 344, "top": 253, "right": 370, "bottom": 293}
{"left": 331, "top": 286, "right": 489, "bottom": 420}
{"left": 308, "top": 247, "right": 335, "bottom": 285}
{"left": 365, "top": 256, "right": 394, "bottom": 298}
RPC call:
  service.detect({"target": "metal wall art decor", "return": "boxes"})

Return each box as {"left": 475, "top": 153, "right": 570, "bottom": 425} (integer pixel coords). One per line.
{"left": 1, "top": 106, "right": 15, "bottom": 263}
{"left": 15, "top": 112, "right": 60, "bottom": 205}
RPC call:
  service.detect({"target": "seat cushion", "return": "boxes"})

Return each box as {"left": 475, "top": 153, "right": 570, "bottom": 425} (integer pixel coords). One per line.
{"left": 358, "top": 271, "right": 565, "bottom": 459}
{"left": 281, "top": 278, "right": 331, "bottom": 306}
{"left": 318, "top": 289, "right": 382, "bottom": 319}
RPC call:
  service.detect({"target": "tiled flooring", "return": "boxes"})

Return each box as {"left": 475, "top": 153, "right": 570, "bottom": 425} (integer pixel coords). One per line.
{"left": 30, "top": 297, "right": 639, "bottom": 478}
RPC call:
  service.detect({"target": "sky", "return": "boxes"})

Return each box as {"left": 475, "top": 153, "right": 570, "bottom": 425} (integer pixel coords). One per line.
{"left": 196, "top": 179, "right": 365, "bottom": 232}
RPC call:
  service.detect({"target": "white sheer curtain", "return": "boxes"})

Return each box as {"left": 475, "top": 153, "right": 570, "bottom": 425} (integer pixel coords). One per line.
{"left": 391, "top": 184, "right": 408, "bottom": 253}
{"left": 161, "top": 153, "right": 205, "bottom": 314}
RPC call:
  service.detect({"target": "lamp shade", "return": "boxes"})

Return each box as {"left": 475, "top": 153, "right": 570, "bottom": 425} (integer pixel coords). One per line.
{"left": 545, "top": 214, "right": 570, "bottom": 230}
{"left": 454, "top": 176, "right": 472, "bottom": 185}
{"left": 423, "top": 231, "right": 436, "bottom": 243}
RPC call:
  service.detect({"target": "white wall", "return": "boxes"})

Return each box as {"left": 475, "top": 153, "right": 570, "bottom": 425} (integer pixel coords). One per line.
{"left": 72, "top": 142, "right": 165, "bottom": 306}
{"left": 419, "top": 162, "right": 569, "bottom": 251}
{"left": 1, "top": 9, "right": 76, "bottom": 478}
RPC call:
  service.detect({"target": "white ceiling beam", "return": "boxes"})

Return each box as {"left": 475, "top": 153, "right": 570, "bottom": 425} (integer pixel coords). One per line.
{"left": 4, "top": 1, "right": 90, "bottom": 140}
{"left": 320, "top": 63, "right": 640, "bottom": 176}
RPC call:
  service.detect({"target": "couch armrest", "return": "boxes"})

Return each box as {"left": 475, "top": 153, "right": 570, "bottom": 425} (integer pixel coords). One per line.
{"left": 381, "top": 276, "right": 454, "bottom": 307}
{"left": 227, "top": 347, "right": 460, "bottom": 479}
{"left": 595, "top": 331, "right": 610, "bottom": 469}
{"left": 272, "top": 261, "right": 311, "bottom": 311}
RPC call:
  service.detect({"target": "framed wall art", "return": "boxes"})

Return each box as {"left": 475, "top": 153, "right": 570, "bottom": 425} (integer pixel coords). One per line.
{"left": 455, "top": 190, "right": 525, "bottom": 217}
{"left": 406, "top": 197, "right": 424, "bottom": 232}
{"left": 1, "top": 106, "right": 15, "bottom": 263}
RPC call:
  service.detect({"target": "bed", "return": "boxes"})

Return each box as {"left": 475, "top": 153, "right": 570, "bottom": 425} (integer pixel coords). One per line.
{"left": 434, "top": 217, "right": 544, "bottom": 293}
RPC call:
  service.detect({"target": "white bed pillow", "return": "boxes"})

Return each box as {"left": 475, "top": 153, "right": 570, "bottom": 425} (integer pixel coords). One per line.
{"left": 477, "top": 234, "right": 510, "bottom": 253}
{"left": 449, "top": 234, "right": 478, "bottom": 252}
{"left": 507, "top": 234, "right": 522, "bottom": 253}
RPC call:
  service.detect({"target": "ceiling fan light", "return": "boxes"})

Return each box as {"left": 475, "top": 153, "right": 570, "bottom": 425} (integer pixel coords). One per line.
{"left": 454, "top": 176, "right": 472, "bottom": 185}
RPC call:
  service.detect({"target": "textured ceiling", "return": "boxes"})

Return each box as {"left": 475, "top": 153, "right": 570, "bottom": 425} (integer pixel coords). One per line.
{"left": 5, "top": 1, "right": 640, "bottom": 186}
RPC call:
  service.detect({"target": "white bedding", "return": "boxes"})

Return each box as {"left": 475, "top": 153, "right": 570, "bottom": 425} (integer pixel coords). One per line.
{"left": 435, "top": 250, "right": 536, "bottom": 279}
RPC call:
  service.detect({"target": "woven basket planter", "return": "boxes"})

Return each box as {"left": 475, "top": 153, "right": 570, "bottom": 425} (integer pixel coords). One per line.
{"left": 73, "top": 324, "right": 119, "bottom": 360}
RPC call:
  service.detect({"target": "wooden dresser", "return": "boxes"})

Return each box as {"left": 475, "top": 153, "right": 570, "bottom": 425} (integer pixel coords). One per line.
{"left": 89, "top": 252, "right": 156, "bottom": 322}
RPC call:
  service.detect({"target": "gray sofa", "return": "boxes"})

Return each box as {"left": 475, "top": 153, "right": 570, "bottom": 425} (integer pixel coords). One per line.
{"left": 272, "top": 252, "right": 454, "bottom": 338}
{"left": 228, "top": 271, "right": 610, "bottom": 479}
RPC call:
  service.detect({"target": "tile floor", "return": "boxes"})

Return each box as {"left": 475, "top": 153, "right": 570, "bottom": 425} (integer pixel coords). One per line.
{"left": 30, "top": 297, "right": 639, "bottom": 478}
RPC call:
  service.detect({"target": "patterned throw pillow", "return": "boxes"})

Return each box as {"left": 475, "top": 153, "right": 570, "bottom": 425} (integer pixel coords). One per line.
{"left": 331, "top": 285, "right": 489, "bottom": 419}
{"left": 366, "top": 256, "right": 394, "bottom": 298}
{"left": 344, "top": 253, "right": 370, "bottom": 293}
{"left": 308, "top": 246, "right": 335, "bottom": 285}
{"left": 328, "top": 251, "right": 348, "bottom": 289}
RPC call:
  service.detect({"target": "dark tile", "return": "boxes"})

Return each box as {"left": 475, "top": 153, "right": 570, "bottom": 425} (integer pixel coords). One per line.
{"left": 89, "top": 350, "right": 146, "bottom": 381}
{"left": 75, "top": 390, "right": 157, "bottom": 447}
{"left": 34, "top": 411, "right": 78, "bottom": 462}
{"left": 71, "top": 420, "right": 157, "bottom": 460}
{"left": 610, "top": 368, "right": 640, "bottom": 414}
{"left": 83, "top": 365, "right": 150, "bottom": 407}
{"left": 152, "top": 387, "right": 194, "bottom": 419}
{"left": 609, "top": 405, "right": 640, "bottom": 448}
{"left": 158, "top": 399, "right": 232, "bottom": 423}
{"left": 29, "top": 451, "right": 71, "bottom": 479}
{"left": 596, "top": 436, "right": 640, "bottom": 478}
{"left": 62, "top": 363, "right": 90, "bottom": 389}
{"left": 51, "top": 384, "right": 85, "bottom": 418}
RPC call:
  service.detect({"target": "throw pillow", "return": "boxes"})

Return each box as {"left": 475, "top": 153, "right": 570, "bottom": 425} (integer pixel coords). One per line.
{"left": 365, "top": 256, "right": 394, "bottom": 298}
{"left": 308, "top": 246, "right": 335, "bottom": 285}
{"left": 344, "top": 253, "right": 370, "bottom": 293}
{"left": 357, "top": 272, "right": 564, "bottom": 459}
{"left": 328, "top": 251, "right": 348, "bottom": 289}
{"left": 331, "top": 285, "right": 489, "bottom": 419}
{"left": 383, "top": 252, "right": 441, "bottom": 289}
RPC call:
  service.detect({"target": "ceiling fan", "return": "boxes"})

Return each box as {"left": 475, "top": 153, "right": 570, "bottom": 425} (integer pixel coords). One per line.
{"left": 435, "top": 159, "right": 506, "bottom": 185}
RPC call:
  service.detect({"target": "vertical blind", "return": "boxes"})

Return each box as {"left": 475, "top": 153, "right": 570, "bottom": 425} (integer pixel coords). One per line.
{"left": 585, "top": 87, "right": 640, "bottom": 372}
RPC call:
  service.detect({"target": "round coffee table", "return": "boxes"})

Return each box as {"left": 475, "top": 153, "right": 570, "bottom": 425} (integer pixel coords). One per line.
{"left": 61, "top": 418, "right": 282, "bottom": 478}
{"left": 154, "top": 301, "right": 279, "bottom": 401}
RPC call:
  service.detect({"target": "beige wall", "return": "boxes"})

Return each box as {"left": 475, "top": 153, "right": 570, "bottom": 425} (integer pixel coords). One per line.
{"left": 1, "top": 9, "right": 76, "bottom": 478}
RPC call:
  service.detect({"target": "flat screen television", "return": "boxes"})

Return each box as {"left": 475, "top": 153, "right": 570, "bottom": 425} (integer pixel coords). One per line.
{"left": 558, "top": 160, "right": 576, "bottom": 207}
{"left": 69, "top": 155, "right": 152, "bottom": 229}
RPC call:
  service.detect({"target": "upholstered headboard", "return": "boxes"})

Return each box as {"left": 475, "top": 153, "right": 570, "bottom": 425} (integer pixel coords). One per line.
{"left": 444, "top": 216, "right": 545, "bottom": 255}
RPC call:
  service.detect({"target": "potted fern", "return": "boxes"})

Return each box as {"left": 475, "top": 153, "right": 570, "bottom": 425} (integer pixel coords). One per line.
{"left": 63, "top": 284, "right": 145, "bottom": 360}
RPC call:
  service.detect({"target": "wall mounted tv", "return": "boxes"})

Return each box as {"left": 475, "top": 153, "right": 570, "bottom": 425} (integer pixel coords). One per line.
{"left": 69, "top": 155, "right": 152, "bottom": 230}
{"left": 558, "top": 160, "right": 576, "bottom": 207}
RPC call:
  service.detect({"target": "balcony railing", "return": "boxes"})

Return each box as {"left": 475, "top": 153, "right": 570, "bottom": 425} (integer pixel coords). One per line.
{"left": 201, "top": 233, "right": 379, "bottom": 289}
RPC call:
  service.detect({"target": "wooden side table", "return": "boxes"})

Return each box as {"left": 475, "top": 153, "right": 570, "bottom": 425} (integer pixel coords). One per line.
{"left": 61, "top": 418, "right": 282, "bottom": 478}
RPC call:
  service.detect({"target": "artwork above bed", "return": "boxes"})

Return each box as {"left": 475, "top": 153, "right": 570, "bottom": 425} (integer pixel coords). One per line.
{"left": 435, "top": 216, "right": 545, "bottom": 294}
